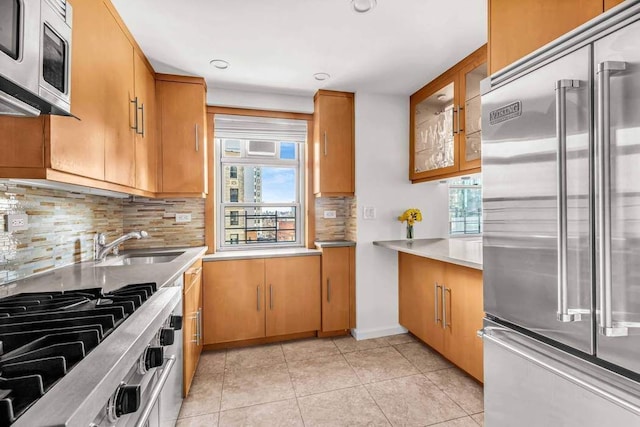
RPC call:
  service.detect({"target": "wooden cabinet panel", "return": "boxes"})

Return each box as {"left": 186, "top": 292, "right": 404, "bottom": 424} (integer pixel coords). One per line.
{"left": 321, "top": 247, "right": 350, "bottom": 332}
{"left": 0, "top": 117, "right": 45, "bottom": 168}
{"left": 134, "top": 52, "right": 157, "bottom": 192}
{"left": 102, "top": 3, "right": 135, "bottom": 187}
{"left": 313, "top": 91, "right": 354, "bottom": 196}
{"left": 183, "top": 259, "right": 203, "bottom": 396}
{"left": 157, "top": 77, "right": 207, "bottom": 195}
{"left": 605, "top": 0, "right": 625, "bottom": 10}
{"left": 265, "top": 257, "right": 321, "bottom": 336}
{"left": 203, "top": 259, "right": 266, "bottom": 344}
{"left": 49, "top": 0, "right": 106, "bottom": 181}
{"left": 399, "top": 253, "right": 445, "bottom": 353}
{"left": 398, "top": 254, "right": 483, "bottom": 382}
{"left": 488, "top": 0, "right": 602, "bottom": 74}
{"left": 443, "top": 263, "right": 484, "bottom": 382}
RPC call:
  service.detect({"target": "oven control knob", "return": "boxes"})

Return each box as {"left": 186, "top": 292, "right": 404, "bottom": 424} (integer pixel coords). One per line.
{"left": 170, "top": 315, "right": 183, "bottom": 330}
{"left": 115, "top": 384, "right": 140, "bottom": 417}
{"left": 145, "top": 346, "right": 164, "bottom": 370}
{"left": 159, "top": 328, "right": 175, "bottom": 346}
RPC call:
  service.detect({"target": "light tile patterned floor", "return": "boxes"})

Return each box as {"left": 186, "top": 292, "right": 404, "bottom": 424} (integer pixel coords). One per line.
{"left": 177, "top": 334, "right": 484, "bottom": 427}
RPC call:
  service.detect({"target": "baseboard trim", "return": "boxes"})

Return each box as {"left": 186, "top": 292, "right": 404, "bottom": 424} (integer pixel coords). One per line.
{"left": 351, "top": 325, "right": 408, "bottom": 340}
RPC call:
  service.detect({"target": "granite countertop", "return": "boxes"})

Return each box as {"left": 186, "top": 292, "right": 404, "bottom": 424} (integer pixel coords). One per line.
{"left": 203, "top": 247, "right": 321, "bottom": 261}
{"left": 0, "top": 246, "right": 208, "bottom": 296}
{"left": 373, "top": 238, "right": 482, "bottom": 270}
{"left": 315, "top": 240, "right": 356, "bottom": 248}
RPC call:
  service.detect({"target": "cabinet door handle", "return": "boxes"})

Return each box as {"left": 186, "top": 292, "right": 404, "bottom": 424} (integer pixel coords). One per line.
{"left": 138, "top": 103, "right": 145, "bottom": 137}
{"left": 434, "top": 282, "right": 441, "bottom": 324}
{"left": 327, "top": 279, "right": 331, "bottom": 303}
{"left": 270, "top": 284, "right": 273, "bottom": 310}
{"left": 197, "top": 308, "right": 203, "bottom": 346}
{"left": 257, "top": 285, "right": 261, "bottom": 311}
{"left": 443, "top": 287, "right": 451, "bottom": 329}
{"left": 130, "top": 97, "right": 139, "bottom": 132}
{"left": 195, "top": 123, "right": 199, "bottom": 152}
{"left": 457, "top": 105, "right": 463, "bottom": 134}
{"left": 323, "top": 131, "right": 328, "bottom": 156}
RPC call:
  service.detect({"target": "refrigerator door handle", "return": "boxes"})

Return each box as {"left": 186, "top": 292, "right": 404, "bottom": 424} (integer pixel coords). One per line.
{"left": 555, "top": 79, "right": 589, "bottom": 323}
{"left": 596, "top": 61, "right": 634, "bottom": 338}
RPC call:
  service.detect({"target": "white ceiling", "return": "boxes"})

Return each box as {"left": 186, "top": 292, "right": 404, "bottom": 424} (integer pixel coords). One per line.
{"left": 110, "top": 0, "right": 487, "bottom": 97}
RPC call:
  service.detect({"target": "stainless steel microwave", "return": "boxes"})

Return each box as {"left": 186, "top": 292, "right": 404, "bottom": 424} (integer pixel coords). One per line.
{"left": 0, "top": 0, "right": 73, "bottom": 117}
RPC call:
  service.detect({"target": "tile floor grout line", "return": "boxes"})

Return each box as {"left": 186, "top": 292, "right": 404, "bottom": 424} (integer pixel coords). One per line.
{"left": 424, "top": 414, "right": 476, "bottom": 426}
{"left": 217, "top": 349, "right": 228, "bottom": 414}
{"left": 283, "top": 355, "right": 307, "bottom": 427}
{"left": 422, "top": 370, "right": 480, "bottom": 416}
{"left": 361, "top": 380, "right": 394, "bottom": 426}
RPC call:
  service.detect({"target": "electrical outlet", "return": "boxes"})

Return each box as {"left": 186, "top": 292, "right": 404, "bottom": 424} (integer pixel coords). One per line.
{"left": 363, "top": 207, "right": 376, "bottom": 220}
{"left": 323, "top": 210, "right": 337, "bottom": 219}
{"left": 175, "top": 213, "right": 192, "bottom": 223}
{"left": 5, "top": 213, "right": 28, "bottom": 232}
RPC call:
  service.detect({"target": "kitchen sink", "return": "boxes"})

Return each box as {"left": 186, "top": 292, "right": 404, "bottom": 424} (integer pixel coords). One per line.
{"left": 98, "top": 251, "right": 184, "bottom": 266}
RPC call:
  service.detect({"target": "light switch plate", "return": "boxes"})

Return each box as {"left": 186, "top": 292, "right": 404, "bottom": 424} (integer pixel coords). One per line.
{"left": 5, "top": 213, "right": 28, "bottom": 232}
{"left": 363, "top": 207, "right": 376, "bottom": 220}
{"left": 323, "top": 210, "right": 337, "bottom": 219}
{"left": 175, "top": 213, "right": 192, "bottom": 223}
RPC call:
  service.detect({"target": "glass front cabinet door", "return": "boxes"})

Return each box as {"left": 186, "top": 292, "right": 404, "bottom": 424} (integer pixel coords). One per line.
{"left": 410, "top": 46, "right": 486, "bottom": 183}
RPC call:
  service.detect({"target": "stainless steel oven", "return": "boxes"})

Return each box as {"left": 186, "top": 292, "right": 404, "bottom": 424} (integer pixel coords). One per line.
{"left": 0, "top": 0, "right": 72, "bottom": 116}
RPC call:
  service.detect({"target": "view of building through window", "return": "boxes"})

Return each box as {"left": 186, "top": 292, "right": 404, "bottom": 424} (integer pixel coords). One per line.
{"left": 218, "top": 138, "right": 303, "bottom": 248}
{"left": 449, "top": 175, "right": 482, "bottom": 235}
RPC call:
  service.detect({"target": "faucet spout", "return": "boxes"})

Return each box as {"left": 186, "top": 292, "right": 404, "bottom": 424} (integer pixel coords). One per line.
{"left": 95, "top": 230, "right": 149, "bottom": 261}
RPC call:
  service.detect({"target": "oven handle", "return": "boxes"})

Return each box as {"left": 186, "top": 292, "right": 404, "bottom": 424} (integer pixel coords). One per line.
{"left": 134, "top": 355, "right": 176, "bottom": 427}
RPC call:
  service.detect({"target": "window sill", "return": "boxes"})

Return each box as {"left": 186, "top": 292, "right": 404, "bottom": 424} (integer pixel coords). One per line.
{"left": 203, "top": 247, "right": 321, "bottom": 262}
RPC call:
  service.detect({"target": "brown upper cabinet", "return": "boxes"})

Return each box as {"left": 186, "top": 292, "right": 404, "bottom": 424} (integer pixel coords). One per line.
{"left": 156, "top": 75, "right": 208, "bottom": 197}
{"left": 0, "top": 0, "right": 159, "bottom": 197}
{"left": 488, "top": 0, "right": 624, "bottom": 74}
{"left": 133, "top": 51, "right": 158, "bottom": 193}
{"left": 410, "top": 45, "right": 486, "bottom": 183}
{"left": 313, "top": 90, "right": 355, "bottom": 196}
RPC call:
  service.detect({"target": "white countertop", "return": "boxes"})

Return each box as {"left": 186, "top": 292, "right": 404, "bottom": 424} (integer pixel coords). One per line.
{"left": 203, "top": 247, "right": 321, "bottom": 261}
{"left": 373, "top": 238, "right": 483, "bottom": 270}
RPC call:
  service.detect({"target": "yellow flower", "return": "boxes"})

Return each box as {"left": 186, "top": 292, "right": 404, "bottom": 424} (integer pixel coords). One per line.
{"left": 398, "top": 208, "right": 423, "bottom": 226}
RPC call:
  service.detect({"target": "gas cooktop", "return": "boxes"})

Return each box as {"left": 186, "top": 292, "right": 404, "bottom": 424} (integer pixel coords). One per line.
{"left": 0, "top": 282, "right": 158, "bottom": 425}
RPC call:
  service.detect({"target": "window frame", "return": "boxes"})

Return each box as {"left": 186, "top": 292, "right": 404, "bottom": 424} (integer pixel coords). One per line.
{"left": 448, "top": 177, "right": 482, "bottom": 236}
{"left": 215, "top": 138, "right": 306, "bottom": 251}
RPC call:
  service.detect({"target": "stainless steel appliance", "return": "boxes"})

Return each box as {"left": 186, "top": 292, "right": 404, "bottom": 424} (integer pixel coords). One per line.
{"left": 481, "top": 1, "right": 640, "bottom": 424}
{"left": 0, "top": 0, "right": 73, "bottom": 117}
{"left": 0, "top": 279, "right": 183, "bottom": 426}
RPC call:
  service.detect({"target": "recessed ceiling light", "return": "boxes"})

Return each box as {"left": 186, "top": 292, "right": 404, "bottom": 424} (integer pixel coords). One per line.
{"left": 351, "top": 0, "right": 377, "bottom": 13}
{"left": 437, "top": 94, "right": 447, "bottom": 101}
{"left": 210, "top": 59, "right": 230, "bottom": 69}
{"left": 314, "top": 72, "right": 331, "bottom": 81}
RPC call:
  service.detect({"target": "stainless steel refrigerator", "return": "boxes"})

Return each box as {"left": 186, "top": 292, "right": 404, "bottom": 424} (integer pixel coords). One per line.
{"left": 481, "top": 1, "right": 640, "bottom": 425}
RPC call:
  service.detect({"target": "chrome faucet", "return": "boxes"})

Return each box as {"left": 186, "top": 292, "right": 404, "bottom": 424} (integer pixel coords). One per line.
{"left": 94, "top": 230, "right": 149, "bottom": 261}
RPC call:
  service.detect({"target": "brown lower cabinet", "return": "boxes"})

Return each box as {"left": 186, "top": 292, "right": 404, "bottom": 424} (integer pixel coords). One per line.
{"left": 183, "top": 259, "right": 203, "bottom": 396}
{"left": 202, "top": 256, "right": 321, "bottom": 345}
{"left": 320, "top": 246, "right": 355, "bottom": 332}
{"left": 399, "top": 253, "right": 483, "bottom": 382}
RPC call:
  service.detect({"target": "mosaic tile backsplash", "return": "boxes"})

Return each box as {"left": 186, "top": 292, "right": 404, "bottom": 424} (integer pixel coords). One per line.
{"left": 315, "top": 197, "right": 357, "bottom": 241}
{"left": 0, "top": 182, "right": 123, "bottom": 284}
{"left": 122, "top": 197, "right": 205, "bottom": 249}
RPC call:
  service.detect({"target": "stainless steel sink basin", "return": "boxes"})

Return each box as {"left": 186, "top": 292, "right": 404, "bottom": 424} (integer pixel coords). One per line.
{"left": 98, "top": 251, "right": 184, "bottom": 267}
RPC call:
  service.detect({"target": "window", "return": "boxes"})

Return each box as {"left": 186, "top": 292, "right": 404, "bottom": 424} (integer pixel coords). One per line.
{"left": 230, "top": 210, "right": 239, "bottom": 226}
{"left": 449, "top": 175, "right": 482, "bottom": 235}
{"left": 214, "top": 115, "right": 307, "bottom": 250}
{"left": 229, "top": 188, "right": 239, "bottom": 202}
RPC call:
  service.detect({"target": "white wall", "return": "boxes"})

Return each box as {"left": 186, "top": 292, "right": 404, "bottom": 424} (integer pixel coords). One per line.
{"left": 353, "top": 92, "right": 449, "bottom": 340}
{"left": 208, "top": 88, "right": 313, "bottom": 113}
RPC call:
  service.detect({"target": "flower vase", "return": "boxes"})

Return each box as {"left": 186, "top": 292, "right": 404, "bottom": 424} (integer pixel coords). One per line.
{"left": 406, "top": 224, "right": 414, "bottom": 240}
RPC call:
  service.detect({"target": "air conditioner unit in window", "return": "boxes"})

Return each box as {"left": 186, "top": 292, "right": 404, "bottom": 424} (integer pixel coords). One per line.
{"left": 247, "top": 140, "right": 277, "bottom": 157}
